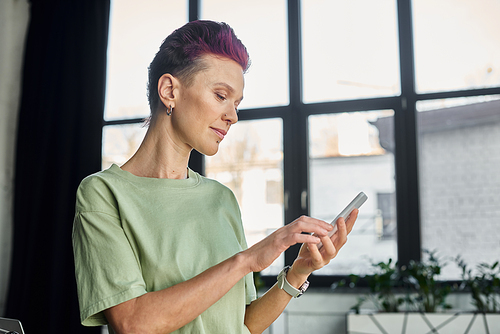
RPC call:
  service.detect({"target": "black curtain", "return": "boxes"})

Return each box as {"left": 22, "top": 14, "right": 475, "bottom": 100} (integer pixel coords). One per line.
{"left": 6, "top": 0, "right": 110, "bottom": 333}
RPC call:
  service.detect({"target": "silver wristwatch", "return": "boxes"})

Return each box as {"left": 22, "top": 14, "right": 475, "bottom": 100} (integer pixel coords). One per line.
{"left": 277, "top": 266, "right": 309, "bottom": 298}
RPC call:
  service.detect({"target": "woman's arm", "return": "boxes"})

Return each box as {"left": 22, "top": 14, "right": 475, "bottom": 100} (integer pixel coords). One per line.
{"left": 104, "top": 252, "right": 248, "bottom": 333}
{"left": 244, "top": 210, "right": 358, "bottom": 334}
{"left": 243, "top": 271, "right": 304, "bottom": 334}
{"left": 104, "top": 216, "right": 334, "bottom": 334}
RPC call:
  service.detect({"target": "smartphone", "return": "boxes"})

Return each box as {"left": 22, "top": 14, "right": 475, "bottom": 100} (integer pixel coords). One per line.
{"left": 316, "top": 192, "right": 367, "bottom": 249}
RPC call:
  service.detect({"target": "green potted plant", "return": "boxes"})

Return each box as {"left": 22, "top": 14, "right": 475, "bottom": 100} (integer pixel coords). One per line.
{"left": 347, "top": 251, "right": 460, "bottom": 334}
{"left": 455, "top": 257, "right": 500, "bottom": 331}
{"left": 402, "top": 249, "right": 452, "bottom": 313}
{"left": 456, "top": 257, "right": 500, "bottom": 313}
{"left": 349, "top": 258, "right": 407, "bottom": 313}
{"left": 348, "top": 251, "right": 451, "bottom": 313}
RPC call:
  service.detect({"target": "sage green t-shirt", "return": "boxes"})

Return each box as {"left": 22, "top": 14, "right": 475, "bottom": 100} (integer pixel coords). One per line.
{"left": 72, "top": 164, "right": 256, "bottom": 333}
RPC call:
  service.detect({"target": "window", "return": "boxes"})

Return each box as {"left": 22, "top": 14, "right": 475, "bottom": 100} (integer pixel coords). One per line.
{"left": 102, "top": 123, "right": 146, "bottom": 169}
{"left": 376, "top": 193, "right": 396, "bottom": 240}
{"left": 302, "top": 0, "right": 400, "bottom": 103}
{"left": 417, "top": 95, "right": 500, "bottom": 279}
{"left": 104, "top": 0, "right": 187, "bottom": 121}
{"left": 201, "top": 0, "right": 289, "bottom": 109}
{"left": 412, "top": 0, "right": 500, "bottom": 93}
{"left": 308, "top": 110, "right": 397, "bottom": 275}
{"left": 101, "top": 0, "right": 500, "bottom": 284}
{"left": 205, "top": 119, "right": 284, "bottom": 275}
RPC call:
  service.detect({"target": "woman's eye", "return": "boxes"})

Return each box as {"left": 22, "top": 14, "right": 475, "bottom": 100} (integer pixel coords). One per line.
{"left": 216, "top": 94, "right": 226, "bottom": 101}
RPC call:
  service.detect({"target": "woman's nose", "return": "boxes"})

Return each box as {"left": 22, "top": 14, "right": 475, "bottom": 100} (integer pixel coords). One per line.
{"left": 223, "top": 109, "right": 238, "bottom": 124}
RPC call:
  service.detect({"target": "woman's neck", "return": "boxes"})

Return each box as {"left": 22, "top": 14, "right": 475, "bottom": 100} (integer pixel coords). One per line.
{"left": 121, "top": 116, "right": 191, "bottom": 179}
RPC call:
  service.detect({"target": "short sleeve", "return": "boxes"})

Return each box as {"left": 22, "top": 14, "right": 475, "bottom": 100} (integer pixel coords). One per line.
{"left": 245, "top": 272, "right": 257, "bottom": 305}
{"left": 72, "top": 210, "right": 147, "bottom": 326}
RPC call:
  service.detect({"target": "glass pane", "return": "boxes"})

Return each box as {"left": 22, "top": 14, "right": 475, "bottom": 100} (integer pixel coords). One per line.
{"left": 302, "top": 0, "right": 400, "bottom": 103}
{"left": 104, "top": 0, "right": 187, "bottom": 120}
{"left": 417, "top": 95, "right": 500, "bottom": 279}
{"left": 102, "top": 123, "right": 147, "bottom": 169}
{"left": 308, "top": 110, "right": 397, "bottom": 275}
{"left": 201, "top": 0, "right": 289, "bottom": 109}
{"left": 413, "top": 0, "right": 500, "bottom": 93}
{"left": 205, "top": 119, "right": 284, "bottom": 275}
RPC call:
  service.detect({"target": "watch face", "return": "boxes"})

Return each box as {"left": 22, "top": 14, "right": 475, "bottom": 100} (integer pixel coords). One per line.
{"left": 300, "top": 280, "right": 310, "bottom": 292}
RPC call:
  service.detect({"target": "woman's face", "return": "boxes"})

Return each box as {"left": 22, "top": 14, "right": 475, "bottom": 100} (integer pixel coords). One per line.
{"left": 171, "top": 54, "right": 244, "bottom": 156}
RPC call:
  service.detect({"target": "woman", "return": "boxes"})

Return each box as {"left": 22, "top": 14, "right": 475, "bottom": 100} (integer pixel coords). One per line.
{"left": 72, "top": 20, "right": 358, "bottom": 334}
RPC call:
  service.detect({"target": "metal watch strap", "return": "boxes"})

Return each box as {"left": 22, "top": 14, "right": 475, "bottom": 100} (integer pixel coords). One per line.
{"left": 277, "top": 266, "right": 309, "bottom": 298}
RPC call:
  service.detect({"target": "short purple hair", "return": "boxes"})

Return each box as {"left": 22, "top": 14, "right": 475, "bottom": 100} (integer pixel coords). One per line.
{"left": 147, "top": 20, "right": 250, "bottom": 113}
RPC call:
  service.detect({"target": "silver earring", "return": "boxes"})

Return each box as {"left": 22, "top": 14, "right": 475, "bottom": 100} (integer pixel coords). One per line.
{"left": 166, "top": 105, "right": 173, "bottom": 116}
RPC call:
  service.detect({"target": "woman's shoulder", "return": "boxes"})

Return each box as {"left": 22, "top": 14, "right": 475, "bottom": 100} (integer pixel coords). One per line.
{"left": 78, "top": 165, "right": 120, "bottom": 191}
{"left": 197, "top": 173, "right": 232, "bottom": 192}
{"left": 197, "top": 174, "right": 240, "bottom": 205}
{"left": 75, "top": 165, "right": 123, "bottom": 211}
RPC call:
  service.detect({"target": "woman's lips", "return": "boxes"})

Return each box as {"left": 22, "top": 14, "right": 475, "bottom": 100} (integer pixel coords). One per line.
{"left": 211, "top": 127, "right": 227, "bottom": 140}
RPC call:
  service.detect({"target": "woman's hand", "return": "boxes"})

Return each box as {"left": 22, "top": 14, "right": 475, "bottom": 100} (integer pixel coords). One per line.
{"left": 241, "top": 215, "right": 334, "bottom": 273}
{"left": 291, "top": 209, "right": 358, "bottom": 278}
{"left": 243, "top": 210, "right": 359, "bottom": 333}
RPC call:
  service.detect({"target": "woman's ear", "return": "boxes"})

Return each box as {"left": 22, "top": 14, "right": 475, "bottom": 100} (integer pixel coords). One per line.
{"left": 157, "top": 74, "right": 178, "bottom": 108}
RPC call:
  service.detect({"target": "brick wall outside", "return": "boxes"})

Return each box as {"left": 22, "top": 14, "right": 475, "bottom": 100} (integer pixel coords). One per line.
{"left": 419, "top": 120, "right": 500, "bottom": 279}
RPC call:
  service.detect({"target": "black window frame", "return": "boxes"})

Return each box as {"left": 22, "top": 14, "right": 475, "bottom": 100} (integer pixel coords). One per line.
{"left": 102, "top": 0, "right": 500, "bottom": 287}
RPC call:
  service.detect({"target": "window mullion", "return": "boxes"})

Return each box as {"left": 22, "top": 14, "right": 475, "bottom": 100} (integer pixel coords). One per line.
{"left": 283, "top": 0, "right": 308, "bottom": 265}
{"left": 395, "top": 0, "right": 421, "bottom": 265}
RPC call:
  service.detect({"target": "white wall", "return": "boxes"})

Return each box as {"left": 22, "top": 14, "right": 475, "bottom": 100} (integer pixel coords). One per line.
{"left": 0, "top": 0, "right": 30, "bottom": 316}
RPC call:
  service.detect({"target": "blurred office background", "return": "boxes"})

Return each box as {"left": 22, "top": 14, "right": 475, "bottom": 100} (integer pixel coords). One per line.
{"left": 1, "top": 0, "right": 499, "bottom": 333}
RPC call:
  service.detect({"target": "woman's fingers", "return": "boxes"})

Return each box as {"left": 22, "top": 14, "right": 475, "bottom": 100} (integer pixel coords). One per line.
{"left": 278, "top": 216, "right": 333, "bottom": 246}
{"left": 287, "top": 215, "right": 333, "bottom": 237}
{"left": 319, "top": 214, "right": 354, "bottom": 259}
{"left": 293, "top": 210, "right": 359, "bottom": 275}
{"left": 331, "top": 209, "right": 358, "bottom": 244}
{"left": 345, "top": 209, "right": 358, "bottom": 233}
{"left": 246, "top": 212, "right": 357, "bottom": 273}
{"left": 318, "top": 232, "right": 338, "bottom": 258}
{"left": 245, "top": 216, "right": 332, "bottom": 272}
{"left": 285, "top": 232, "right": 321, "bottom": 246}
